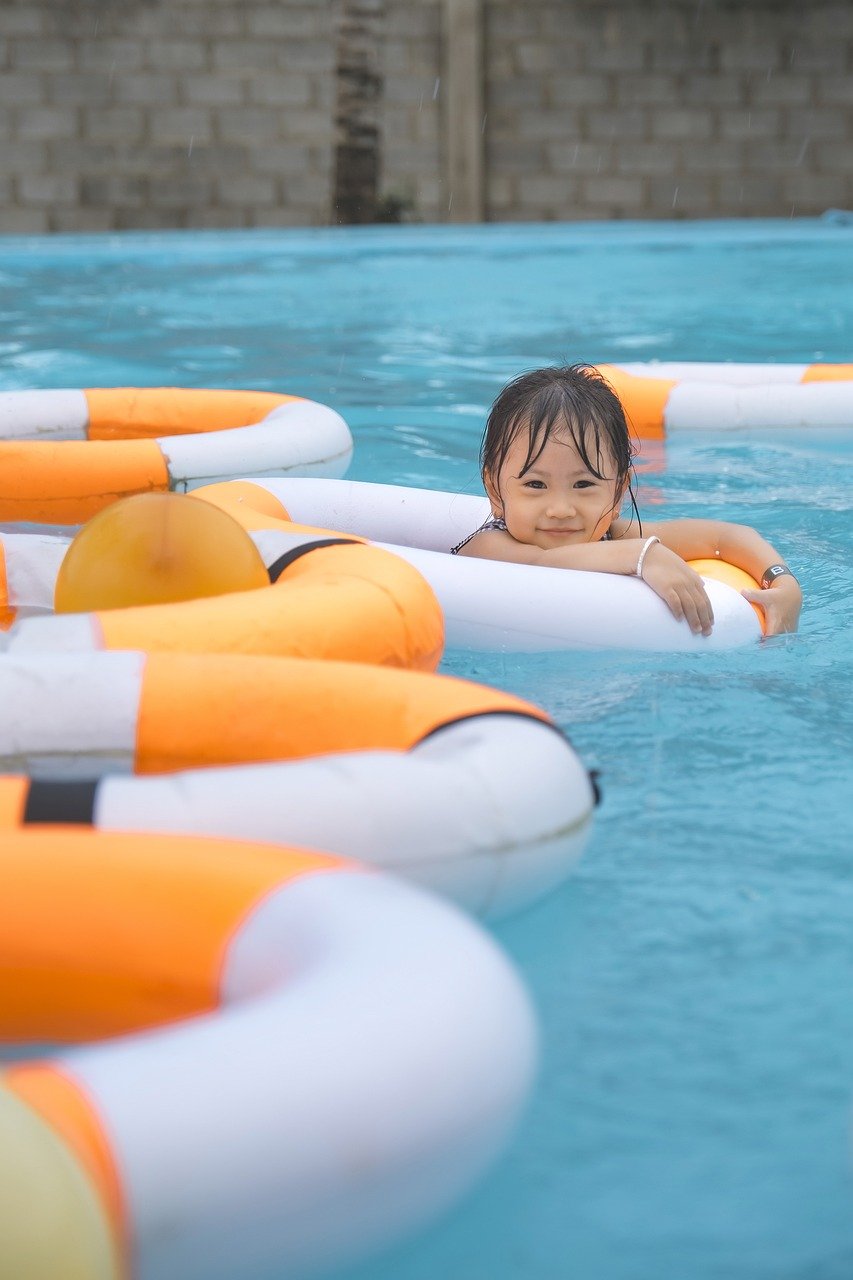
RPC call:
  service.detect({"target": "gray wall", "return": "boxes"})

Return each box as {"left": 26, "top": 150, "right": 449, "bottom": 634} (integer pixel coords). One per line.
{"left": 1, "top": 0, "right": 851, "bottom": 232}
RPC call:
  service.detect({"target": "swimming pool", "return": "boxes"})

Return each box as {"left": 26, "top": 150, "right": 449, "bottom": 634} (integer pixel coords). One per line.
{"left": 2, "top": 218, "right": 852, "bottom": 1280}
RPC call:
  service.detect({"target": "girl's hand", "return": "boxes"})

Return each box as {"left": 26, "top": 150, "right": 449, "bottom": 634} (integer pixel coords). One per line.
{"left": 741, "top": 577, "right": 803, "bottom": 636}
{"left": 640, "top": 542, "right": 715, "bottom": 635}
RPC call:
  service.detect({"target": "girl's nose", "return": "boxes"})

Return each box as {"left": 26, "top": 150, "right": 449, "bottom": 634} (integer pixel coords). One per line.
{"left": 546, "top": 494, "right": 576, "bottom": 517}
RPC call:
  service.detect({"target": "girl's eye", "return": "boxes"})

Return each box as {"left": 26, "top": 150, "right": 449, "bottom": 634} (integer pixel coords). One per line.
{"left": 523, "top": 480, "right": 546, "bottom": 490}
{"left": 574, "top": 480, "right": 595, "bottom": 489}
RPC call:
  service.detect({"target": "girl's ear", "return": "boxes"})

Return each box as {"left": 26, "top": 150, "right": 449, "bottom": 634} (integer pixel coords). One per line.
{"left": 484, "top": 469, "right": 503, "bottom": 516}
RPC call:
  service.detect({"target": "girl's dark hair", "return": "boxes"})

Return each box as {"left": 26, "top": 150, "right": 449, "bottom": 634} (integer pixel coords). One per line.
{"left": 480, "top": 363, "right": 640, "bottom": 527}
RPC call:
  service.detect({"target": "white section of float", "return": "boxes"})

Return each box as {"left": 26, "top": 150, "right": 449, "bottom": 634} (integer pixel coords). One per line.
{"left": 4, "top": 612, "right": 101, "bottom": 652}
{"left": 49, "top": 867, "right": 538, "bottom": 1280}
{"left": 664, "top": 380, "right": 853, "bottom": 431}
{"left": 0, "top": 532, "right": 68, "bottom": 615}
{"left": 612, "top": 362, "right": 812, "bottom": 385}
{"left": 0, "top": 389, "right": 89, "bottom": 440}
{"left": 251, "top": 478, "right": 762, "bottom": 652}
{"left": 161, "top": 398, "right": 353, "bottom": 487}
{"left": 95, "top": 714, "right": 592, "bottom": 918}
{"left": 0, "top": 651, "right": 142, "bottom": 777}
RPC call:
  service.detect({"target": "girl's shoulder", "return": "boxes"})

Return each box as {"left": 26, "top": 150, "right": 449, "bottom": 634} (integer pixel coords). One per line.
{"left": 607, "top": 516, "right": 635, "bottom": 541}
{"left": 451, "top": 517, "right": 506, "bottom": 556}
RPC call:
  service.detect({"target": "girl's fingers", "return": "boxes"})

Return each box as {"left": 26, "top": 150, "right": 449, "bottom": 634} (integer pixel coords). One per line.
{"left": 694, "top": 584, "right": 714, "bottom": 634}
{"left": 679, "top": 580, "right": 713, "bottom": 635}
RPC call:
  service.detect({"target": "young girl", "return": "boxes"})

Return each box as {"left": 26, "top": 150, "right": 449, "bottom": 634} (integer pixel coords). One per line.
{"left": 453, "top": 364, "right": 802, "bottom": 637}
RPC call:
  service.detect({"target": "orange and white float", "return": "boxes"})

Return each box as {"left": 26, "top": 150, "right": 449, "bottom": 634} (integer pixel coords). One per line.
{"left": 0, "top": 651, "right": 595, "bottom": 917}
{"left": 0, "top": 386, "right": 352, "bottom": 525}
{"left": 595, "top": 361, "right": 853, "bottom": 436}
{"left": 204, "top": 477, "right": 764, "bottom": 651}
{"left": 2, "top": 489, "right": 443, "bottom": 668}
{"left": 0, "top": 828, "right": 537, "bottom": 1279}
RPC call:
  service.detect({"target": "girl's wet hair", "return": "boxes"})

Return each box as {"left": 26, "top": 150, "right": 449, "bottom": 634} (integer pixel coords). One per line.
{"left": 481, "top": 363, "right": 640, "bottom": 526}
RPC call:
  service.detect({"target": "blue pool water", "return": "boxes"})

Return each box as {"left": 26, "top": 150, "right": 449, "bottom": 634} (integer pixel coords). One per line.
{"left": 2, "top": 218, "right": 853, "bottom": 1280}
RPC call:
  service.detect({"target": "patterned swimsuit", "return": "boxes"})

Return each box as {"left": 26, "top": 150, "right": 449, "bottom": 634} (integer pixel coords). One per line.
{"left": 450, "top": 517, "right": 508, "bottom": 555}
{"left": 451, "top": 518, "right": 612, "bottom": 555}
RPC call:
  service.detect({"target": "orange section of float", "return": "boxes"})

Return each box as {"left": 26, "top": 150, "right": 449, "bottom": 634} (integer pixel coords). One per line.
{"left": 0, "top": 440, "right": 170, "bottom": 524}
{"left": 268, "top": 542, "right": 442, "bottom": 670}
{"left": 595, "top": 365, "right": 676, "bottom": 440}
{"left": 97, "top": 540, "right": 442, "bottom": 670}
{"left": 801, "top": 364, "right": 853, "bottom": 382}
{"left": 84, "top": 388, "right": 297, "bottom": 440}
{"left": 191, "top": 481, "right": 360, "bottom": 543}
{"left": 4, "top": 1064, "right": 127, "bottom": 1264}
{"left": 55, "top": 493, "right": 269, "bottom": 614}
{"left": 689, "top": 558, "right": 764, "bottom": 631}
{"left": 0, "top": 828, "right": 343, "bottom": 1040}
{"left": 0, "top": 777, "right": 27, "bottom": 826}
{"left": 192, "top": 479, "right": 293, "bottom": 521}
{"left": 0, "top": 541, "right": 13, "bottom": 631}
{"left": 135, "top": 655, "right": 550, "bottom": 774}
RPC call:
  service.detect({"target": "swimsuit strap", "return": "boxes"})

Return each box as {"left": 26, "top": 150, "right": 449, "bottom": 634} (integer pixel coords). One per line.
{"left": 450, "top": 516, "right": 507, "bottom": 555}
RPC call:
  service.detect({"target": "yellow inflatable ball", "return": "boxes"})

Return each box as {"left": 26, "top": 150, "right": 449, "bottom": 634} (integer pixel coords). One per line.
{"left": 54, "top": 492, "right": 269, "bottom": 614}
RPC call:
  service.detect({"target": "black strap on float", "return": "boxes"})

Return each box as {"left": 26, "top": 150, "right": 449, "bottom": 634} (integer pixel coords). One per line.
{"left": 23, "top": 779, "right": 99, "bottom": 825}
{"left": 267, "top": 538, "right": 359, "bottom": 583}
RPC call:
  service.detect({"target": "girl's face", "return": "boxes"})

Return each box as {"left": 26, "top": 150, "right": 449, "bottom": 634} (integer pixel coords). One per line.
{"left": 485, "top": 424, "right": 625, "bottom": 550}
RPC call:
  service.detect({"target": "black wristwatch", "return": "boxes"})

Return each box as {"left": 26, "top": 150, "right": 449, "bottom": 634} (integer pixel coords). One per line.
{"left": 760, "top": 564, "right": 796, "bottom": 590}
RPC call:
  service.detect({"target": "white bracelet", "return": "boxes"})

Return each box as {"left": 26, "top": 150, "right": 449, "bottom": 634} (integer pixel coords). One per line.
{"left": 635, "top": 535, "right": 660, "bottom": 580}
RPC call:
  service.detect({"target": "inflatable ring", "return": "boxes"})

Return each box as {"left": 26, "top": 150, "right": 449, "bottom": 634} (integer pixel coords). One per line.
{"left": 0, "top": 648, "right": 555, "bottom": 774}
{"left": 0, "top": 650, "right": 595, "bottom": 915}
{"left": 595, "top": 362, "right": 853, "bottom": 437}
{"left": 2, "top": 522, "right": 444, "bottom": 671}
{"left": 203, "top": 478, "right": 763, "bottom": 652}
{"left": 0, "top": 387, "right": 353, "bottom": 525}
{"left": 0, "top": 828, "right": 536, "bottom": 1279}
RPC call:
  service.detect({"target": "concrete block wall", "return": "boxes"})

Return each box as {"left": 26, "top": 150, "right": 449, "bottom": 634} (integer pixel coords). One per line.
{"left": 0, "top": 0, "right": 851, "bottom": 230}
{"left": 479, "top": 0, "right": 853, "bottom": 220}
{"left": 0, "top": 0, "right": 335, "bottom": 233}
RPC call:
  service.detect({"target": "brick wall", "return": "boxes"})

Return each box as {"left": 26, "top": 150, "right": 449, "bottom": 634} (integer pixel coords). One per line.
{"left": 479, "top": 0, "right": 853, "bottom": 221}
{"left": 0, "top": 0, "right": 334, "bottom": 232}
{"left": 0, "top": 0, "right": 851, "bottom": 231}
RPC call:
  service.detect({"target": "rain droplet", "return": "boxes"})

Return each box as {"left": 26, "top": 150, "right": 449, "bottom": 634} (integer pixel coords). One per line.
{"left": 433, "top": 78, "right": 440, "bottom": 100}
{"left": 188, "top": 136, "right": 194, "bottom": 158}
{"left": 795, "top": 137, "right": 810, "bottom": 165}
{"left": 672, "top": 186, "right": 679, "bottom": 207}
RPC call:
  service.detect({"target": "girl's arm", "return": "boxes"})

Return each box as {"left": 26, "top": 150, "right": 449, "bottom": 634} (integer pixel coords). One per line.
{"left": 457, "top": 527, "right": 714, "bottom": 635}
{"left": 631, "top": 517, "right": 802, "bottom": 635}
